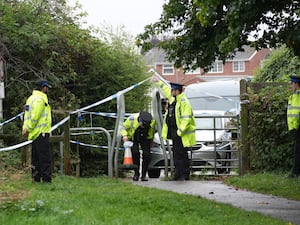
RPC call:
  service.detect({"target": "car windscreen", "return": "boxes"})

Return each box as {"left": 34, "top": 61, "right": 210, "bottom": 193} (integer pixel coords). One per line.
{"left": 189, "top": 96, "right": 240, "bottom": 111}
{"left": 195, "top": 117, "right": 223, "bottom": 129}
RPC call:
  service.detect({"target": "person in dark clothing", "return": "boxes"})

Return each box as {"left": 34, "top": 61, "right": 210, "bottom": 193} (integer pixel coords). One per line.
{"left": 287, "top": 75, "right": 300, "bottom": 178}
{"left": 152, "top": 76, "right": 196, "bottom": 181}
{"left": 121, "top": 111, "right": 156, "bottom": 181}
{"left": 22, "top": 79, "right": 52, "bottom": 183}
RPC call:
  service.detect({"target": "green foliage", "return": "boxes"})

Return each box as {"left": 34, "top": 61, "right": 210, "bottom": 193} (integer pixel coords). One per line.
{"left": 0, "top": 151, "right": 21, "bottom": 170}
{"left": 247, "top": 84, "right": 293, "bottom": 172}
{"left": 0, "top": 0, "right": 150, "bottom": 177}
{"left": 254, "top": 46, "right": 300, "bottom": 82}
{"left": 248, "top": 45, "right": 300, "bottom": 172}
{"left": 1, "top": 0, "right": 150, "bottom": 116}
{"left": 137, "top": 0, "right": 300, "bottom": 70}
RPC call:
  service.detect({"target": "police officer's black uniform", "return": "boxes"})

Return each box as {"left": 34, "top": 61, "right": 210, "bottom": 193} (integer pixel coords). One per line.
{"left": 166, "top": 100, "right": 190, "bottom": 181}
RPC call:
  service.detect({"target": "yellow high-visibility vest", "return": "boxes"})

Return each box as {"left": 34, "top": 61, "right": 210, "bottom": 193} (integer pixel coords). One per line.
{"left": 22, "top": 90, "right": 52, "bottom": 140}
{"left": 156, "top": 81, "right": 196, "bottom": 147}
{"left": 121, "top": 113, "right": 156, "bottom": 140}
{"left": 287, "top": 90, "right": 300, "bottom": 131}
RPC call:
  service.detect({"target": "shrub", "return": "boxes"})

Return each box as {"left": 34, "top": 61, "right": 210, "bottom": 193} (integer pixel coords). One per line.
{"left": 247, "top": 84, "right": 293, "bottom": 172}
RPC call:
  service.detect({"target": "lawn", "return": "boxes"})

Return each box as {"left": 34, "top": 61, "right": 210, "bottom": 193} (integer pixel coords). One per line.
{"left": 224, "top": 172, "right": 300, "bottom": 200}
{"left": 0, "top": 170, "right": 290, "bottom": 225}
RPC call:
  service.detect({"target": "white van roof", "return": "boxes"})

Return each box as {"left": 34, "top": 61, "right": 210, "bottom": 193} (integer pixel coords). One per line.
{"left": 185, "top": 80, "right": 240, "bottom": 113}
{"left": 185, "top": 80, "right": 240, "bottom": 99}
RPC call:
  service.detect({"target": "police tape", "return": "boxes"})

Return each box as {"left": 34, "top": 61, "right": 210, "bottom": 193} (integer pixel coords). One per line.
{"left": 0, "top": 139, "right": 125, "bottom": 153}
{"left": 0, "top": 140, "right": 32, "bottom": 152}
{"left": 0, "top": 116, "right": 70, "bottom": 153}
{"left": 50, "top": 116, "right": 70, "bottom": 132}
{"left": 0, "top": 112, "right": 24, "bottom": 127}
{"left": 71, "top": 77, "right": 151, "bottom": 115}
{"left": 0, "top": 78, "right": 150, "bottom": 153}
{"left": 199, "top": 91, "right": 236, "bottom": 102}
{"left": 77, "top": 111, "right": 131, "bottom": 121}
{"left": 70, "top": 140, "right": 124, "bottom": 150}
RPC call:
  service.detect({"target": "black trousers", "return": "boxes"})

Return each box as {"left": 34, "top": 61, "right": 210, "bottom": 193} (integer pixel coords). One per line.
{"left": 292, "top": 128, "right": 300, "bottom": 175}
{"left": 171, "top": 130, "right": 190, "bottom": 179}
{"left": 31, "top": 134, "right": 52, "bottom": 182}
{"left": 132, "top": 139, "right": 152, "bottom": 178}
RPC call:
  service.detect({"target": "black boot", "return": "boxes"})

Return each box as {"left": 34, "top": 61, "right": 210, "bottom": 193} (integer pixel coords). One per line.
{"left": 133, "top": 170, "right": 140, "bottom": 181}
{"left": 141, "top": 177, "right": 148, "bottom": 181}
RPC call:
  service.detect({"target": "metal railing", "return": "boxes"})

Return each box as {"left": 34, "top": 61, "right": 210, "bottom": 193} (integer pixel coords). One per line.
{"left": 190, "top": 114, "right": 241, "bottom": 175}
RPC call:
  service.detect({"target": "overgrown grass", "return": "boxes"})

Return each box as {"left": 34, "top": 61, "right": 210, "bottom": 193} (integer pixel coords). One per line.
{"left": 0, "top": 172, "right": 289, "bottom": 225}
{"left": 225, "top": 172, "right": 300, "bottom": 200}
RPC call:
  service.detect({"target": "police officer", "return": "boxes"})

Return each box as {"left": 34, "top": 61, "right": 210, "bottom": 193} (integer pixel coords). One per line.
{"left": 152, "top": 76, "right": 196, "bottom": 181}
{"left": 287, "top": 75, "right": 300, "bottom": 178}
{"left": 22, "top": 79, "right": 52, "bottom": 183}
{"left": 121, "top": 111, "right": 156, "bottom": 181}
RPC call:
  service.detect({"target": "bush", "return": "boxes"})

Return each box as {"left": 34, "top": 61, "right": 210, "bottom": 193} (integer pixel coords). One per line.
{"left": 247, "top": 84, "right": 294, "bottom": 172}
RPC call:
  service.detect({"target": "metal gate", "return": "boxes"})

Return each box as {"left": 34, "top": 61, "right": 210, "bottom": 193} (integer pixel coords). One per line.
{"left": 147, "top": 89, "right": 241, "bottom": 177}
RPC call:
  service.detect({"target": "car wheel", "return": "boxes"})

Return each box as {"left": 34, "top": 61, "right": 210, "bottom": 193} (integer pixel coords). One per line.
{"left": 217, "top": 151, "right": 231, "bottom": 174}
{"left": 216, "top": 153, "right": 226, "bottom": 174}
{"left": 148, "top": 169, "right": 161, "bottom": 178}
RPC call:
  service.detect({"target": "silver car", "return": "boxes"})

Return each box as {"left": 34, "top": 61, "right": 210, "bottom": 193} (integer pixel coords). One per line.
{"left": 148, "top": 110, "right": 239, "bottom": 178}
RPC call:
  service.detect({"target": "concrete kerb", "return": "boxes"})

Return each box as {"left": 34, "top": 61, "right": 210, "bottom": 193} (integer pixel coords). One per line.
{"left": 129, "top": 178, "right": 300, "bottom": 225}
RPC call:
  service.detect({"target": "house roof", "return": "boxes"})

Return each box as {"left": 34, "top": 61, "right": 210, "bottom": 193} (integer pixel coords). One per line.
{"left": 228, "top": 46, "right": 257, "bottom": 61}
{"left": 144, "top": 46, "right": 259, "bottom": 65}
{"left": 143, "top": 48, "right": 169, "bottom": 65}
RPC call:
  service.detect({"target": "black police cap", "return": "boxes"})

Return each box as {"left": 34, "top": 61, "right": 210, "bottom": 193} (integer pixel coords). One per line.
{"left": 170, "top": 82, "right": 184, "bottom": 90}
{"left": 35, "top": 79, "right": 52, "bottom": 89}
{"left": 290, "top": 75, "right": 300, "bottom": 83}
{"left": 138, "top": 111, "right": 152, "bottom": 125}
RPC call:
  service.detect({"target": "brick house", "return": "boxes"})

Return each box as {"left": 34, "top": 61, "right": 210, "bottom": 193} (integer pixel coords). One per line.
{"left": 144, "top": 46, "right": 271, "bottom": 85}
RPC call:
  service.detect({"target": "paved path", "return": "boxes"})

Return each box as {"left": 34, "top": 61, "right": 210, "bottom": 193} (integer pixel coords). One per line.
{"left": 130, "top": 179, "right": 300, "bottom": 225}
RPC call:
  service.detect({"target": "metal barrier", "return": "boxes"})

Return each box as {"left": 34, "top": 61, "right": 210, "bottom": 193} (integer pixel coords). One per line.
{"left": 70, "top": 127, "right": 113, "bottom": 178}
{"left": 190, "top": 114, "right": 241, "bottom": 175}
{"left": 151, "top": 88, "right": 171, "bottom": 179}
{"left": 0, "top": 76, "right": 241, "bottom": 178}
{"left": 112, "top": 94, "right": 125, "bottom": 178}
{"left": 145, "top": 113, "right": 240, "bottom": 177}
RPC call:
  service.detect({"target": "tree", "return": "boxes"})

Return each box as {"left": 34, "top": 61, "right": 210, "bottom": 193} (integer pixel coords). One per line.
{"left": 136, "top": 0, "right": 300, "bottom": 71}
{"left": 0, "top": 0, "right": 150, "bottom": 119}
{"left": 0, "top": 0, "right": 151, "bottom": 176}
{"left": 254, "top": 45, "right": 300, "bottom": 82}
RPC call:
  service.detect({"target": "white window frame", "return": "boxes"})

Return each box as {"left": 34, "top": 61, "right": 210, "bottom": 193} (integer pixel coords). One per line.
{"left": 209, "top": 61, "right": 223, "bottom": 73}
{"left": 162, "top": 64, "right": 174, "bottom": 75}
{"left": 233, "top": 61, "right": 245, "bottom": 72}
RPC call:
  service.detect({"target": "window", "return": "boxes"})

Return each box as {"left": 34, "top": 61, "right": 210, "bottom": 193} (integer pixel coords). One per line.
{"left": 162, "top": 64, "right": 174, "bottom": 75}
{"left": 185, "top": 67, "right": 201, "bottom": 75}
{"left": 233, "top": 61, "right": 245, "bottom": 72}
{"left": 195, "top": 117, "right": 223, "bottom": 129}
{"left": 209, "top": 61, "right": 223, "bottom": 73}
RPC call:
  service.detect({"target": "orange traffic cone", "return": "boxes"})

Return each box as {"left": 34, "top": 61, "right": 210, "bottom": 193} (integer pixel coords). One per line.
{"left": 120, "top": 141, "right": 137, "bottom": 170}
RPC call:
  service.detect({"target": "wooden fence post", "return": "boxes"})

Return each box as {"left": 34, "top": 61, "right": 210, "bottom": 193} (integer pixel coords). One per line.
{"left": 21, "top": 144, "right": 31, "bottom": 169}
{"left": 240, "top": 79, "right": 250, "bottom": 174}
{"left": 63, "top": 116, "right": 71, "bottom": 175}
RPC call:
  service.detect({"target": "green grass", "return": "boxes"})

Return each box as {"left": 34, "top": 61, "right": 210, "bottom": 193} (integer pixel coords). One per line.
{"left": 225, "top": 172, "right": 300, "bottom": 200}
{"left": 0, "top": 171, "right": 290, "bottom": 225}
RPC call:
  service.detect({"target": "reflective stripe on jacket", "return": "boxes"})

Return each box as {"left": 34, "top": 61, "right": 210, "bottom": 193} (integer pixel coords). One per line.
{"left": 287, "top": 90, "right": 300, "bottom": 130}
{"left": 121, "top": 113, "right": 156, "bottom": 140}
{"left": 156, "top": 81, "right": 196, "bottom": 147}
{"left": 22, "top": 90, "right": 52, "bottom": 140}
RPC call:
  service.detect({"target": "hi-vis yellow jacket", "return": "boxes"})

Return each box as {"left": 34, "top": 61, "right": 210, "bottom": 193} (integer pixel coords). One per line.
{"left": 22, "top": 90, "right": 52, "bottom": 140}
{"left": 156, "top": 81, "right": 196, "bottom": 147}
{"left": 121, "top": 113, "right": 156, "bottom": 140}
{"left": 287, "top": 90, "right": 300, "bottom": 131}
